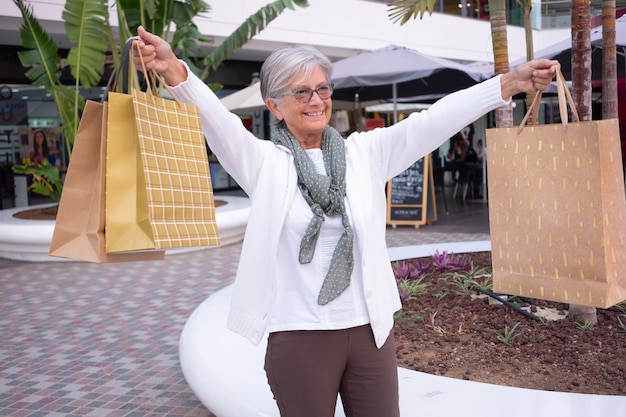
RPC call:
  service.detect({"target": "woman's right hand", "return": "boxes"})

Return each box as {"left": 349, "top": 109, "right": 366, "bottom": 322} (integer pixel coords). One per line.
{"left": 134, "top": 26, "right": 188, "bottom": 86}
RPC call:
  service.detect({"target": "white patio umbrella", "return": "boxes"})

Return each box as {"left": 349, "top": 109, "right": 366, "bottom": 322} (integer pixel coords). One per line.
{"left": 331, "top": 44, "right": 490, "bottom": 123}
{"left": 220, "top": 81, "right": 265, "bottom": 113}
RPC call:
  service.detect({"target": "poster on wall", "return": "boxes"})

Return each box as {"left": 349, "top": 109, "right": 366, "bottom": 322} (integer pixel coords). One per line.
{"left": 18, "top": 127, "right": 62, "bottom": 167}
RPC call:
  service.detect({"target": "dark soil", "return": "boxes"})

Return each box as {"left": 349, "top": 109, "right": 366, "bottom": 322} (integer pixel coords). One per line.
{"left": 13, "top": 205, "right": 58, "bottom": 220}
{"left": 393, "top": 252, "right": 626, "bottom": 396}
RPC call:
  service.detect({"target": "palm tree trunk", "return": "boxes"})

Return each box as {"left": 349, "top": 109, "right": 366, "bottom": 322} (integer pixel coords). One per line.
{"left": 489, "top": 0, "right": 513, "bottom": 127}
{"left": 572, "top": 0, "right": 593, "bottom": 121}
{"left": 602, "top": 0, "right": 618, "bottom": 119}
{"left": 520, "top": 0, "right": 538, "bottom": 124}
{"left": 570, "top": 0, "right": 598, "bottom": 326}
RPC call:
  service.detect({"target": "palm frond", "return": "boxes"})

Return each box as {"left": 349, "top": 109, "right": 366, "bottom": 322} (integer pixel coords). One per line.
{"left": 388, "top": 0, "right": 437, "bottom": 25}
{"left": 170, "top": 0, "right": 210, "bottom": 57}
{"left": 13, "top": 0, "right": 61, "bottom": 90}
{"left": 62, "top": 0, "right": 109, "bottom": 88}
{"left": 118, "top": 0, "right": 143, "bottom": 35}
{"left": 200, "top": 0, "right": 309, "bottom": 77}
{"left": 144, "top": 0, "right": 167, "bottom": 35}
{"left": 54, "top": 84, "right": 84, "bottom": 158}
{"left": 120, "top": 0, "right": 180, "bottom": 38}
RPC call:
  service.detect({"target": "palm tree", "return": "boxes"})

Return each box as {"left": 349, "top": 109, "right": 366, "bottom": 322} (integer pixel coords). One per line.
{"left": 11, "top": 0, "right": 309, "bottom": 198}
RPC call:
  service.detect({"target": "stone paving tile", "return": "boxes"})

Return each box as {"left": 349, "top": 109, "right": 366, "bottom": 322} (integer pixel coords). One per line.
{"left": 1, "top": 242, "right": 243, "bottom": 417}
{"left": 0, "top": 219, "right": 486, "bottom": 417}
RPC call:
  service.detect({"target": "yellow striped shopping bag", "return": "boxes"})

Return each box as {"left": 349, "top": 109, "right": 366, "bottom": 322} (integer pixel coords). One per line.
{"left": 105, "top": 40, "right": 220, "bottom": 253}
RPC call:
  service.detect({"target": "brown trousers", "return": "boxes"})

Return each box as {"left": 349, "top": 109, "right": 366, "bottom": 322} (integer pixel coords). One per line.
{"left": 264, "top": 324, "right": 400, "bottom": 417}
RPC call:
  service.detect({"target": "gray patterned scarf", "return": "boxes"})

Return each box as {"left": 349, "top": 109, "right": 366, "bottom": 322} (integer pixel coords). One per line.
{"left": 271, "top": 125, "right": 354, "bottom": 305}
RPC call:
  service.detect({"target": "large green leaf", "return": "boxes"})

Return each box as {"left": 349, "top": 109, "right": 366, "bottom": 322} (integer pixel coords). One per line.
{"left": 62, "top": 0, "right": 109, "bottom": 88}
{"left": 171, "top": 0, "right": 210, "bottom": 59}
{"left": 13, "top": 0, "right": 61, "bottom": 90}
{"left": 120, "top": 0, "right": 175, "bottom": 38}
{"left": 54, "top": 84, "right": 84, "bottom": 152}
{"left": 200, "top": 0, "right": 309, "bottom": 78}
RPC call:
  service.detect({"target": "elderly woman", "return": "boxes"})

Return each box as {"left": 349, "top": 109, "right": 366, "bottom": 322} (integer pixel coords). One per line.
{"left": 134, "top": 26, "right": 557, "bottom": 417}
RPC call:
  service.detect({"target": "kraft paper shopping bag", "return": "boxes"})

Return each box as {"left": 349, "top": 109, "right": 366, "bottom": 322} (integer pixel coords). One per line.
{"left": 486, "top": 67, "right": 626, "bottom": 308}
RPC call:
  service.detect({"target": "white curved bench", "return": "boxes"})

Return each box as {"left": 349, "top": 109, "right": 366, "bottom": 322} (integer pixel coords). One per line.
{"left": 0, "top": 195, "right": 250, "bottom": 262}
{"left": 179, "top": 242, "right": 626, "bottom": 417}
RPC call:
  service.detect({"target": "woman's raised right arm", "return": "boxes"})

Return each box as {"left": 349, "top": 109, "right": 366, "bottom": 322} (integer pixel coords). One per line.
{"left": 132, "top": 26, "right": 267, "bottom": 194}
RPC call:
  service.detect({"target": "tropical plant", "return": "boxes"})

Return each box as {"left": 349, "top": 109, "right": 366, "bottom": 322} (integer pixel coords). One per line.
{"left": 424, "top": 310, "right": 446, "bottom": 334}
{"left": 13, "top": 0, "right": 212, "bottom": 157}
{"left": 496, "top": 322, "right": 521, "bottom": 346}
{"left": 11, "top": 159, "right": 63, "bottom": 202}
{"left": 396, "top": 276, "right": 428, "bottom": 302}
{"left": 12, "top": 0, "right": 105, "bottom": 158}
{"left": 574, "top": 320, "right": 596, "bottom": 330}
{"left": 431, "top": 251, "right": 472, "bottom": 271}
{"left": 443, "top": 270, "right": 492, "bottom": 295}
{"left": 11, "top": 0, "right": 309, "bottom": 200}
{"left": 391, "top": 260, "right": 421, "bottom": 280}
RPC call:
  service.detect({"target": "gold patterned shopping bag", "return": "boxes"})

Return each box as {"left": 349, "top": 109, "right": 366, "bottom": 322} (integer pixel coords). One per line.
{"left": 486, "top": 67, "right": 626, "bottom": 309}
{"left": 105, "top": 40, "right": 220, "bottom": 253}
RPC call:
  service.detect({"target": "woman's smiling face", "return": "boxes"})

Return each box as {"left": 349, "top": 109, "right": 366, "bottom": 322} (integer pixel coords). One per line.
{"left": 267, "top": 65, "right": 333, "bottom": 149}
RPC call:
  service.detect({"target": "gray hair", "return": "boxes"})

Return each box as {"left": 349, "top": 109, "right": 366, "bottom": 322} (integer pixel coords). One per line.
{"left": 260, "top": 45, "right": 333, "bottom": 102}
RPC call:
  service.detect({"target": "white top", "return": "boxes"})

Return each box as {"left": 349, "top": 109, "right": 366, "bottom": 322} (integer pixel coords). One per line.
{"left": 268, "top": 148, "right": 369, "bottom": 333}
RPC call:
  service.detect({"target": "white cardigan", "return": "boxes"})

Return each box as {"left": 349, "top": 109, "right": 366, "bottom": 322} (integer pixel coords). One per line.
{"left": 171, "top": 65, "right": 507, "bottom": 348}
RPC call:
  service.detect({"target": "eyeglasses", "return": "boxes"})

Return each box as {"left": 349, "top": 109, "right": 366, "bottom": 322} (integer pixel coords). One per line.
{"left": 278, "top": 83, "right": 334, "bottom": 103}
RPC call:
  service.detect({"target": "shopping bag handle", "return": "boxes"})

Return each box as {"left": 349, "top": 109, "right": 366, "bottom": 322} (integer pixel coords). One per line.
{"left": 119, "top": 38, "right": 181, "bottom": 105}
{"left": 517, "top": 64, "right": 580, "bottom": 133}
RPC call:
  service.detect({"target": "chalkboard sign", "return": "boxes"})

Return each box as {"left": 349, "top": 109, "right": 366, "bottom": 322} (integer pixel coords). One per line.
{"left": 390, "top": 158, "right": 425, "bottom": 205}
{"left": 386, "top": 154, "right": 437, "bottom": 228}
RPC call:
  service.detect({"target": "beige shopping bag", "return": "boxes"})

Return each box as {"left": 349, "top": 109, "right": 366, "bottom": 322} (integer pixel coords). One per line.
{"left": 486, "top": 67, "right": 626, "bottom": 308}
{"left": 49, "top": 100, "right": 165, "bottom": 262}
{"left": 105, "top": 40, "right": 220, "bottom": 253}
